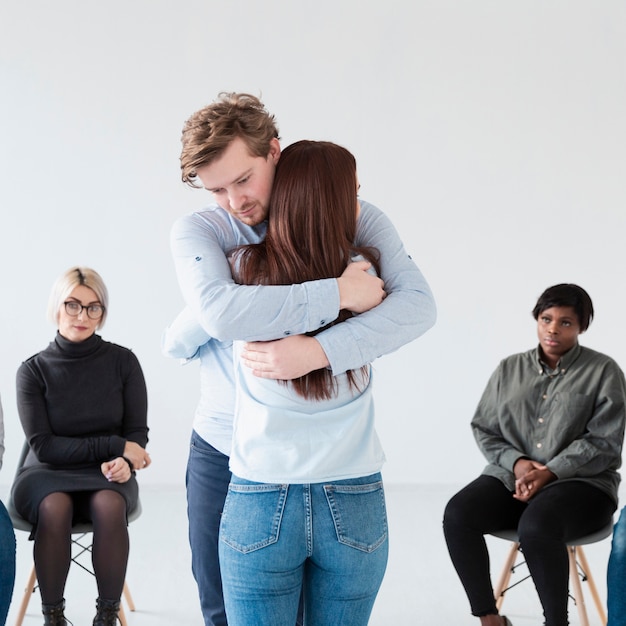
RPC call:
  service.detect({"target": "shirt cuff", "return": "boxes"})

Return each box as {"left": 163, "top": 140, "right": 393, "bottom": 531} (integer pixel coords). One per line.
{"left": 500, "top": 448, "right": 527, "bottom": 474}
{"left": 302, "top": 279, "right": 340, "bottom": 334}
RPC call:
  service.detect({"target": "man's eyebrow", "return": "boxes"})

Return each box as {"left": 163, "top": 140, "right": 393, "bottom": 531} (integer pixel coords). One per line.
{"left": 206, "top": 168, "right": 253, "bottom": 192}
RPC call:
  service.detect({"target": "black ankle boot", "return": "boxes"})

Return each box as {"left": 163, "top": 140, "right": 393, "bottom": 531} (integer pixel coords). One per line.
{"left": 92, "top": 598, "right": 120, "bottom": 626}
{"left": 42, "top": 599, "right": 67, "bottom": 626}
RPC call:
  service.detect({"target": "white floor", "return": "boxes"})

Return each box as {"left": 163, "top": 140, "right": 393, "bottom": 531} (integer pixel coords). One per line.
{"left": 3, "top": 483, "right": 614, "bottom": 626}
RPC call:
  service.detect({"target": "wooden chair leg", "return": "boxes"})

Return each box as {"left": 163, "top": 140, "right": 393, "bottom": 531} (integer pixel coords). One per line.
{"left": 118, "top": 602, "right": 127, "bottom": 626}
{"left": 568, "top": 546, "right": 590, "bottom": 626}
{"left": 123, "top": 581, "right": 136, "bottom": 611}
{"left": 117, "top": 579, "right": 137, "bottom": 625}
{"left": 576, "top": 546, "right": 607, "bottom": 625}
{"left": 14, "top": 565, "right": 37, "bottom": 626}
{"left": 494, "top": 542, "right": 520, "bottom": 610}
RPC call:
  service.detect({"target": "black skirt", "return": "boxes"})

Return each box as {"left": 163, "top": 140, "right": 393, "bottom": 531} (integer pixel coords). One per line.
{"left": 11, "top": 463, "right": 139, "bottom": 526}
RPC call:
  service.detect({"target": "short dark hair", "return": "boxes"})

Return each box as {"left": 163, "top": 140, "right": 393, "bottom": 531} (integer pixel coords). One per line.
{"left": 532, "top": 284, "right": 594, "bottom": 331}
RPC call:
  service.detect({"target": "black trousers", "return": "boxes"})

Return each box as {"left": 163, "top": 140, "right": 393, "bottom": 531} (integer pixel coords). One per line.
{"left": 442, "top": 475, "right": 615, "bottom": 626}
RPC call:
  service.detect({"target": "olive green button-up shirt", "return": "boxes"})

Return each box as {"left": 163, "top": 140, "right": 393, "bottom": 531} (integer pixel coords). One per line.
{"left": 471, "top": 343, "right": 626, "bottom": 504}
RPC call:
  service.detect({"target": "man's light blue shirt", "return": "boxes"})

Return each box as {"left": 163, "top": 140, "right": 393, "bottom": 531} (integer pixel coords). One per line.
{"left": 163, "top": 199, "right": 436, "bottom": 455}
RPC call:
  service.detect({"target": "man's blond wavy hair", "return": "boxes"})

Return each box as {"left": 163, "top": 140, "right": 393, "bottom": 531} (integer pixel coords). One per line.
{"left": 180, "top": 92, "right": 279, "bottom": 188}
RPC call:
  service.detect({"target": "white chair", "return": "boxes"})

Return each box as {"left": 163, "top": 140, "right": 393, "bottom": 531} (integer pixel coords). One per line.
{"left": 491, "top": 523, "right": 613, "bottom": 626}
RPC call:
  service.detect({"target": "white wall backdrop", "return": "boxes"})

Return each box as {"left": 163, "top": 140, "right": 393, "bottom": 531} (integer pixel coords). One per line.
{"left": 1, "top": 1, "right": 625, "bottom": 487}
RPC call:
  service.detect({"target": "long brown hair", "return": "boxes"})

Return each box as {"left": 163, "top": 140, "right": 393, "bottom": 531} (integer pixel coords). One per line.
{"left": 235, "top": 140, "right": 380, "bottom": 400}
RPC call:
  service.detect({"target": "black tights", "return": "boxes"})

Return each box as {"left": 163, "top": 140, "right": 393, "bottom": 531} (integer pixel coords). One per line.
{"left": 35, "top": 490, "right": 129, "bottom": 605}
{"left": 442, "top": 476, "right": 615, "bottom": 626}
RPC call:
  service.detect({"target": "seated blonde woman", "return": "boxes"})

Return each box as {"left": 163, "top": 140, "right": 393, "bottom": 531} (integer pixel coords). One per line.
{"left": 11, "top": 267, "right": 150, "bottom": 626}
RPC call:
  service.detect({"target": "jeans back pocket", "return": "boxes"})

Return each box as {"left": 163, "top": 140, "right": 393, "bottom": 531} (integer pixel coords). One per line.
{"left": 220, "top": 483, "right": 288, "bottom": 554}
{"left": 324, "top": 480, "right": 388, "bottom": 553}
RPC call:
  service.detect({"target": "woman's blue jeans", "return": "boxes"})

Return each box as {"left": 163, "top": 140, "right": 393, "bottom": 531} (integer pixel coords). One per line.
{"left": 219, "top": 473, "right": 388, "bottom": 626}
{"left": 0, "top": 500, "right": 16, "bottom": 624}
{"left": 608, "top": 506, "right": 626, "bottom": 625}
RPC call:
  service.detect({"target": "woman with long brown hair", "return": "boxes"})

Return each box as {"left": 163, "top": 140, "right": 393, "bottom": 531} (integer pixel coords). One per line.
{"left": 218, "top": 140, "right": 389, "bottom": 626}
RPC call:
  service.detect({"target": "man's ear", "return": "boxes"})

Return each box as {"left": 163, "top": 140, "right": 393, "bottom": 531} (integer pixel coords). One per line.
{"left": 268, "top": 137, "right": 281, "bottom": 163}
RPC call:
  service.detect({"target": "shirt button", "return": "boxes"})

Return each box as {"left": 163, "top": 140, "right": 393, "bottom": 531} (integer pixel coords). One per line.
{"left": 538, "top": 418, "right": 544, "bottom": 424}
{"left": 284, "top": 331, "right": 291, "bottom": 336}
{"left": 536, "top": 443, "right": 543, "bottom": 449}
{"left": 320, "top": 319, "right": 326, "bottom": 325}
{"left": 542, "top": 394, "right": 548, "bottom": 400}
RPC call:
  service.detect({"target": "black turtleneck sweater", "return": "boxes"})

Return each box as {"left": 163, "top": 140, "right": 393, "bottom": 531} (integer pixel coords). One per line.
{"left": 16, "top": 332, "right": 148, "bottom": 470}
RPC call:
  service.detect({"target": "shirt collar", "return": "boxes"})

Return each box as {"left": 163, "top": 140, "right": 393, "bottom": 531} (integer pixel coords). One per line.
{"left": 534, "top": 342, "right": 582, "bottom": 375}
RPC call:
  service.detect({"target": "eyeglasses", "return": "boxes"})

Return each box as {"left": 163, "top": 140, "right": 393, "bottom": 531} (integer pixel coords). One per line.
{"left": 63, "top": 301, "right": 105, "bottom": 319}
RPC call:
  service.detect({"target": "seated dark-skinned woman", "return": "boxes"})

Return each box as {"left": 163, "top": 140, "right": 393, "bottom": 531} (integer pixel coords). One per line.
{"left": 443, "top": 284, "right": 626, "bottom": 626}
{"left": 11, "top": 267, "right": 150, "bottom": 626}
